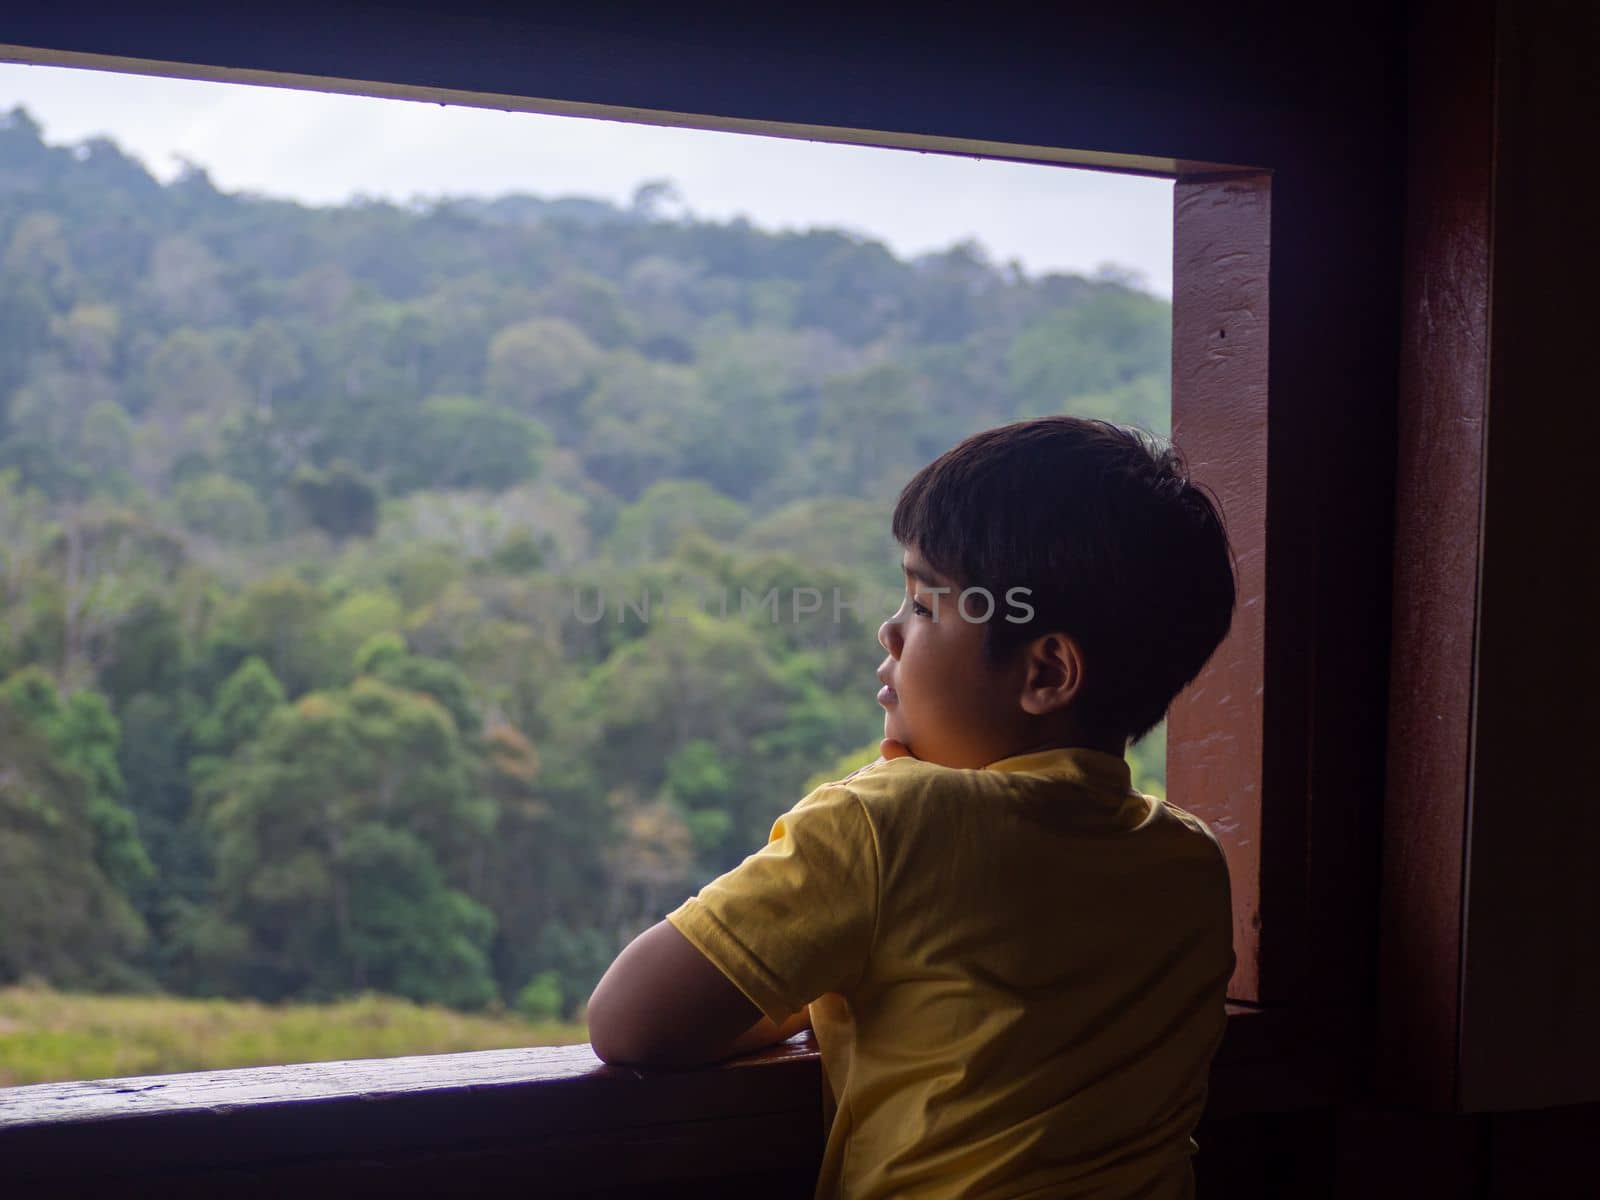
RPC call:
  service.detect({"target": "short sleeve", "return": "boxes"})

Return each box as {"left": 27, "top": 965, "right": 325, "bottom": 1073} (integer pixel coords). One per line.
{"left": 665, "top": 784, "right": 880, "bottom": 1025}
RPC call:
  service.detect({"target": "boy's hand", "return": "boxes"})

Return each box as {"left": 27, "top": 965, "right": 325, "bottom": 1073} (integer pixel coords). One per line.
{"left": 878, "top": 738, "right": 913, "bottom": 761}
{"left": 722, "top": 1006, "right": 814, "bottom": 1058}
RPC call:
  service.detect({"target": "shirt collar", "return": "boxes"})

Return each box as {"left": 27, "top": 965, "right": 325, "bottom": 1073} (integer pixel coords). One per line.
{"left": 982, "top": 745, "right": 1134, "bottom": 791}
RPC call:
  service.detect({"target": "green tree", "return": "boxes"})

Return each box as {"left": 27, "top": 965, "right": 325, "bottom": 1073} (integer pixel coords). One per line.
{"left": 579, "top": 353, "right": 705, "bottom": 498}
{"left": 485, "top": 317, "right": 600, "bottom": 435}
{"left": 664, "top": 739, "right": 734, "bottom": 859}
{"left": 516, "top": 969, "right": 564, "bottom": 1021}
{"left": 142, "top": 235, "right": 232, "bottom": 327}
{"left": 118, "top": 690, "right": 207, "bottom": 921}
{"left": 80, "top": 399, "right": 134, "bottom": 481}
{"left": 322, "top": 589, "right": 405, "bottom": 676}
{"left": 393, "top": 396, "right": 546, "bottom": 493}
{"left": 1007, "top": 289, "right": 1170, "bottom": 430}
{"left": 192, "top": 655, "right": 288, "bottom": 760}
{"left": 604, "top": 480, "right": 747, "bottom": 563}
{"left": 537, "top": 272, "right": 634, "bottom": 348}
{"left": 56, "top": 303, "right": 120, "bottom": 375}
{"left": 0, "top": 277, "right": 51, "bottom": 432}
{"left": 209, "top": 679, "right": 497, "bottom": 1004}
{"left": 173, "top": 473, "right": 269, "bottom": 544}
{"left": 290, "top": 460, "right": 379, "bottom": 540}
{"left": 3, "top": 210, "right": 75, "bottom": 303}
{"left": 236, "top": 319, "right": 303, "bottom": 413}
{"left": 0, "top": 668, "right": 154, "bottom": 907}
{"left": 478, "top": 720, "right": 564, "bottom": 999}
{"left": 142, "top": 328, "right": 248, "bottom": 437}
{"left": 339, "top": 823, "right": 498, "bottom": 1010}
{"left": 574, "top": 613, "right": 799, "bottom": 785}
{"left": 532, "top": 919, "right": 615, "bottom": 1021}
{"left": 212, "top": 574, "right": 333, "bottom": 698}
{"left": 816, "top": 362, "right": 930, "bottom": 486}
{"left": 97, "top": 597, "right": 185, "bottom": 709}
{"left": 0, "top": 699, "right": 147, "bottom": 986}
{"left": 366, "top": 651, "right": 480, "bottom": 737}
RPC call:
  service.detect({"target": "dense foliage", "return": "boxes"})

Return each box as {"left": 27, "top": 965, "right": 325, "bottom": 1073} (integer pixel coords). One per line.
{"left": 0, "top": 107, "right": 1170, "bottom": 1017}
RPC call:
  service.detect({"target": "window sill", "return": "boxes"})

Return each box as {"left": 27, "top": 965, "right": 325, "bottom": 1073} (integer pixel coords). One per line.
{"left": 0, "top": 1006, "right": 1331, "bottom": 1192}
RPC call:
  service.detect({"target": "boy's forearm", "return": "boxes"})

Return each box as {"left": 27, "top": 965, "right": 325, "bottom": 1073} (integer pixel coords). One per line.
{"left": 722, "top": 1006, "right": 813, "bottom": 1058}
{"left": 588, "top": 919, "right": 816, "bottom": 1068}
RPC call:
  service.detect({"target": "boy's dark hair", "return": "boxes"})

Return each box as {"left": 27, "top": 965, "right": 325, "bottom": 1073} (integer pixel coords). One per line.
{"left": 891, "top": 416, "right": 1235, "bottom": 744}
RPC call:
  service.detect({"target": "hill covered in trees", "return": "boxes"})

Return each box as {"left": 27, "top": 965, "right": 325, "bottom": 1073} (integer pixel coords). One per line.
{"left": 0, "top": 105, "right": 1171, "bottom": 1024}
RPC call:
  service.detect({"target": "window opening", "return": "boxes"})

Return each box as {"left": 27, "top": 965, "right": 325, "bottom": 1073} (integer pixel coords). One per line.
{"left": 0, "top": 60, "right": 1191, "bottom": 1086}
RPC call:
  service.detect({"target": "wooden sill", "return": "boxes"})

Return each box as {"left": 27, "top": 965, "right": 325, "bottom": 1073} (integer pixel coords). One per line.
{"left": 0, "top": 1006, "right": 1332, "bottom": 1193}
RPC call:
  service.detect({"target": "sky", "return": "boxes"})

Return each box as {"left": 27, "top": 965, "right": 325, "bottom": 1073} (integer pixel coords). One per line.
{"left": 0, "top": 62, "right": 1172, "bottom": 295}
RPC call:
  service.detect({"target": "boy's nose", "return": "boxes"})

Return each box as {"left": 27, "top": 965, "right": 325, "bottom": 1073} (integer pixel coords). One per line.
{"left": 878, "top": 617, "right": 902, "bottom": 657}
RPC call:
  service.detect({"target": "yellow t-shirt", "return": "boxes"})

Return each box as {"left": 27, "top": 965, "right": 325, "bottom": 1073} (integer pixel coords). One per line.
{"left": 665, "top": 747, "right": 1234, "bottom": 1200}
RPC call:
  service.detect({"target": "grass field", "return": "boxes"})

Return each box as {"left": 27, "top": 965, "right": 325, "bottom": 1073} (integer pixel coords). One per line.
{"left": 0, "top": 986, "right": 589, "bottom": 1087}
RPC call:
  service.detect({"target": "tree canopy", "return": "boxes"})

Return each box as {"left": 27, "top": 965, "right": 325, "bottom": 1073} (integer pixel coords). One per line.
{"left": 0, "top": 106, "right": 1171, "bottom": 1016}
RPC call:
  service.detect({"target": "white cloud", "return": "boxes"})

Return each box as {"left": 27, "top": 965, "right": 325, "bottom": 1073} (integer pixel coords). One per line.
{"left": 0, "top": 61, "right": 1172, "bottom": 294}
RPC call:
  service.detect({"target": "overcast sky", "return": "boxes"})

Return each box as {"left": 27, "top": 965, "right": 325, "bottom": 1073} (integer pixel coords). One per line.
{"left": 0, "top": 62, "right": 1172, "bottom": 295}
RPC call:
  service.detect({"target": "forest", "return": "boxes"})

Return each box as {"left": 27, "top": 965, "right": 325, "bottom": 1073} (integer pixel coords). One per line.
{"left": 0, "top": 104, "right": 1171, "bottom": 1039}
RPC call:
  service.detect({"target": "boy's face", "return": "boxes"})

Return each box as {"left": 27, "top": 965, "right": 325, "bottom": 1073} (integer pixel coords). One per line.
{"left": 875, "top": 547, "right": 1029, "bottom": 770}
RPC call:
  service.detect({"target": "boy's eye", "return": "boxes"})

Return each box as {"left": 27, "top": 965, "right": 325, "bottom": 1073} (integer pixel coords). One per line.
{"left": 911, "top": 599, "right": 934, "bottom": 618}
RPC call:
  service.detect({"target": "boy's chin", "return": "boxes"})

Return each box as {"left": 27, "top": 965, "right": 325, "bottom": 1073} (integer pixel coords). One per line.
{"left": 882, "top": 717, "right": 923, "bottom": 761}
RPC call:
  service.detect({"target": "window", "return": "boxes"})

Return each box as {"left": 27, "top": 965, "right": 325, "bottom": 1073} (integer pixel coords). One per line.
{"left": 0, "top": 54, "right": 1198, "bottom": 1083}
{"left": 0, "top": 12, "right": 1397, "bottom": 1190}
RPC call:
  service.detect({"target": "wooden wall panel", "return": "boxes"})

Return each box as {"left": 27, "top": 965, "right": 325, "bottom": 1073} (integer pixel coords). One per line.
{"left": 1383, "top": 0, "right": 1600, "bottom": 1114}
{"left": 1377, "top": 0, "right": 1494, "bottom": 1111}
{"left": 1457, "top": 0, "right": 1600, "bottom": 1113}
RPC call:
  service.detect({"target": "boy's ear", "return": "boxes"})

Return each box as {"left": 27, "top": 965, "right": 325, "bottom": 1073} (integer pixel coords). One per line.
{"left": 1017, "top": 632, "right": 1087, "bottom": 716}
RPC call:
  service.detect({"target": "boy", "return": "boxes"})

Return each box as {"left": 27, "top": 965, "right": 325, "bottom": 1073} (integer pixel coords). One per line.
{"left": 587, "top": 416, "right": 1238, "bottom": 1199}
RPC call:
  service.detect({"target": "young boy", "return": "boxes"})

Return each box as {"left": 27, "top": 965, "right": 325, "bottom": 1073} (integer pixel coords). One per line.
{"left": 587, "top": 416, "right": 1238, "bottom": 1199}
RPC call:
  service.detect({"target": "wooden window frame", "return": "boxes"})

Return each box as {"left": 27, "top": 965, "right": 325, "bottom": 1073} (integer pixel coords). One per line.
{"left": 1168, "top": 172, "right": 1272, "bottom": 1005}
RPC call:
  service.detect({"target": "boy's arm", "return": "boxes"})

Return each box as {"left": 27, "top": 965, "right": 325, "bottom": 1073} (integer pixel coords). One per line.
{"left": 590, "top": 765, "right": 893, "bottom": 1069}
{"left": 588, "top": 918, "right": 805, "bottom": 1068}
